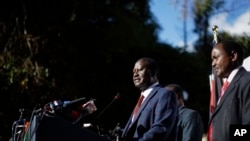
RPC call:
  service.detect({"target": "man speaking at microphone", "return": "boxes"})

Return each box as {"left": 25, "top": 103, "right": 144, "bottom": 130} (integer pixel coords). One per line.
{"left": 121, "top": 57, "right": 178, "bottom": 141}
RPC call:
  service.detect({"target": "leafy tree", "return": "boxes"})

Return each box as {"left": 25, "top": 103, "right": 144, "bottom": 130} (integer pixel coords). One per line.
{"left": 192, "top": 0, "right": 224, "bottom": 51}
{"left": 0, "top": 0, "right": 162, "bottom": 139}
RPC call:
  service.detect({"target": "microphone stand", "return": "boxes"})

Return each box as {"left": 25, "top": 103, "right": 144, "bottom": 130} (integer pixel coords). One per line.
{"left": 92, "top": 93, "right": 121, "bottom": 123}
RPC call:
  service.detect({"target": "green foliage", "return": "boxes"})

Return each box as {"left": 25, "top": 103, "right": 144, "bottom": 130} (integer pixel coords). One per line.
{"left": 193, "top": 0, "right": 224, "bottom": 34}
{"left": 0, "top": 23, "right": 53, "bottom": 98}
{"left": 215, "top": 31, "right": 250, "bottom": 56}
{"left": 0, "top": 19, "right": 58, "bottom": 140}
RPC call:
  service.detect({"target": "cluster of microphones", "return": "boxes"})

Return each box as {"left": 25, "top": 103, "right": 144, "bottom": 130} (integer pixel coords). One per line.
{"left": 11, "top": 93, "right": 122, "bottom": 141}
{"left": 44, "top": 93, "right": 123, "bottom": 140}
{"left": 44, "top": 97, "right": 97, "bottom": 124}
{"left": 44, "top": 93, "right": 121, "bottom": 125}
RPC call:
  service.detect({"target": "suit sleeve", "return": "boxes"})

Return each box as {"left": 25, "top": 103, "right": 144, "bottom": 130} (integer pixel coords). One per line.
{"left": 242, "top": 78, "right": 250, "bottom": 124}
{"left": 181, "top": 111, "right": 204, "bottom": 141}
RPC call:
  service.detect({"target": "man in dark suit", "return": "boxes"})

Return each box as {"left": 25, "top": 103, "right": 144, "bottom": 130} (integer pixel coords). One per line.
{"left": 121, "top": 57, "right": 178, "bottom": 141}
{"left": 208, "top": 40, "right": 250, "bottom": 141}
{"left": 165, "top": 84, "right": 204, "bottom": 141}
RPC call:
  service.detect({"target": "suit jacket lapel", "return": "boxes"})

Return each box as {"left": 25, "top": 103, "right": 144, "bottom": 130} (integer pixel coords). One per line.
{"left": 132, "top": 86, "right": 160, "bottom": 123}
{"left": 209, "top": 68, "right": 245, "bottom": 124}
{"left": 121, "top": 114, "right": 133, "bottom": 137}
{"left": 122, "top": 84, "right": 161, "bottom": 137}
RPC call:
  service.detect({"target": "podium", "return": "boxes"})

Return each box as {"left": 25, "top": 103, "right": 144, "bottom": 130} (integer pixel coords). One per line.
{"left": 26, "top": 115, "right": 110, "bottom": 141}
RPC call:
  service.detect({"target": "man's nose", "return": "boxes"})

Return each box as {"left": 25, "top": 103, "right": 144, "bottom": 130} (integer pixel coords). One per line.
{"left": 133, "top": 70, "right": 139, "bottom": 76}
{"left": 211, "top": 60, "right": 215, "bottom": 67}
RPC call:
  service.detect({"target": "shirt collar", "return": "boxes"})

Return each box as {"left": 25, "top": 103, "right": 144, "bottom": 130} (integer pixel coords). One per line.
{"left": 225, "top": 66, "right": 242, "bottom": 83}
{"left": 141, "top": 82, "right": 159, "bottom": 98}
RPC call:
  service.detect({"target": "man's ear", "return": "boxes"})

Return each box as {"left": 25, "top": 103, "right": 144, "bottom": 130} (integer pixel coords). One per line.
{"left": 231, "top": 51, "right": 238, "bottom": 62}
{"left": 148, "top": 70, "right": 155, "bottom": 77}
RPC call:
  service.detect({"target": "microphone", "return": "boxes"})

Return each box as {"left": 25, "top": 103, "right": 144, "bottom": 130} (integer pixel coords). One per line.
{"left": 92, "top": 93, "right": 121, "bottom": 123}
{"left": 114, "top": 93, "right": 121, "bottom": 100}
{"left": 48, "top": 97, "right": 86, "bottom": 113}
{"left": 62, "top": 97, "right": 86, "bottom": 108}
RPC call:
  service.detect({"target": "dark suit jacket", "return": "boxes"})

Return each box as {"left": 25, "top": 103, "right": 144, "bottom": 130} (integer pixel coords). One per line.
{"left": 177, "top": 106, "right": 204, "bottom": 141}
{"left": 208, "top": 67, "right": 250, "bottom": 141}
{"left": 121, "top": 85, "right": 178, "bottom": 141}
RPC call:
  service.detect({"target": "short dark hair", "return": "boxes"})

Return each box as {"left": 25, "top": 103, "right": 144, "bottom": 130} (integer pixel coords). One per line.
{"left": 139, "top": 57, "right": 160, "bottom": 79}
{"left": 216, "top": 40, "right": 244, "bottom": 65}
{"left": 165, "top": 84, "right": 183, "bottom": 99}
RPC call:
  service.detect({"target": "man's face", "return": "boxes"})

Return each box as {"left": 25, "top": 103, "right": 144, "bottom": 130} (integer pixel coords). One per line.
{"left": 133, "top": 60, "right": 152, "bottom": 90}
{"left": 211, "top": 43, "right": 233, "bottom": 78}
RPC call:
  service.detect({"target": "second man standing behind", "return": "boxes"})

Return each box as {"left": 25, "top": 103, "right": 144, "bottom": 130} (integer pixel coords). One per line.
{"left": 165, "top": 84, "right": 204, "bottom": 141}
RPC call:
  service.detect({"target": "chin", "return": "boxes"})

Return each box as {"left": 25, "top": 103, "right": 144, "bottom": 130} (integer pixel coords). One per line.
{"left": 135, "top": 84, "right": 143, "bottom": 89}
{"left": 134, "top": 83, "right": 139, "bottom": 87}
{"left": 217, "top": 73, "right": 224, "bottom": 78}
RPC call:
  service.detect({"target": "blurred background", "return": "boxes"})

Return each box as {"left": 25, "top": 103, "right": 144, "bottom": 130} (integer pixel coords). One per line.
{"left": 0, "top": 0, "right": 250, "bottom": 140}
